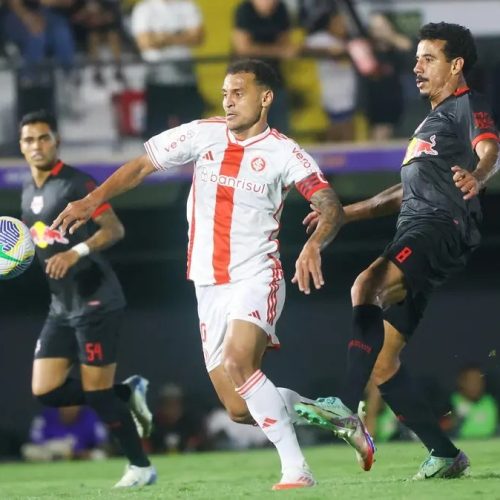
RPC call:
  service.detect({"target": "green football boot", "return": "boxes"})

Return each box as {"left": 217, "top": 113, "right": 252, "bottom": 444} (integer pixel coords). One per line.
{"left": 295, "top": 397, "right": 375, "bottom": 471}
{"left": 413, "top": 450, "right": 470, "bottom": 480}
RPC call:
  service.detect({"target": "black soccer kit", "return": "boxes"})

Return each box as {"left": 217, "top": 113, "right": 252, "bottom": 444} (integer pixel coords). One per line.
{"left": 21, "top": 161, "right": 126, "bottom": 365}
{"left": 382, "top": 87, "right": 499, "bottom": 336}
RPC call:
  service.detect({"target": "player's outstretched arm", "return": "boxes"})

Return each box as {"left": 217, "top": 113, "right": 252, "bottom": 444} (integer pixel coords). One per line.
{"left": 45, "top": 209, "right": 125, "bottom": 280}
{"left": 303, "top": 183, "right": 403, "bottom": 235}
{"left": 51, "top": 154, "right": 156, "bottom": 235}
{"left": 292, "top": 187, "right": 344, "bottom": 295}
{"left": 343, "top": 183, "right": 403, "bottom": 223}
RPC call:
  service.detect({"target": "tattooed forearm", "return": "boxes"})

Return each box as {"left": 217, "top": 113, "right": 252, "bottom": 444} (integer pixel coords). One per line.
{"left": 308, "top": 188, "right": 345, "bottom": 250}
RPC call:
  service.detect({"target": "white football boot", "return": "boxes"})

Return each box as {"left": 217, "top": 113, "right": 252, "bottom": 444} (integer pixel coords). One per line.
{"left": 113, "top": 464, "right": 157, "bottom": 488}
{"left": 122, "top": 375, "right": 153, "bottom": 438}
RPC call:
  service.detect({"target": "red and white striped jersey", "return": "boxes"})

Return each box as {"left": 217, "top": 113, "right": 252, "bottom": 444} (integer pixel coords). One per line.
{"left": 145, "top": 117, "right": 330, "bottom": 285}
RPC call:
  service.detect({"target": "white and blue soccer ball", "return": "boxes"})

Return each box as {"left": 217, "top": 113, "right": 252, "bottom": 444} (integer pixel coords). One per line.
{"left": 0, "top": 216, "right": 35, "bottom": 280}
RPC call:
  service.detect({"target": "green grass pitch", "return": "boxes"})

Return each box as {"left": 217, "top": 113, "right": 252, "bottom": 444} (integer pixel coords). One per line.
{"left": 1, "top": 439, "right": 499, "bottom": 499}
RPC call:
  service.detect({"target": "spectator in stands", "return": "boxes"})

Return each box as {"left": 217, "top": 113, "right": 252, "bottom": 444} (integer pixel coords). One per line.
{"left": 130, "top": 0, "right": 205, "bottom": 137}
{"left": 303, "top": 6, "right": 357, "bottom": 142}
{"left": 364, "top": 12, "right": 412, "bottom": 140}
{"left": 72, "top": 0, "right": 126, "bottom": 85}
{"left": 3, "top": 0, "right": 76, "bottom": 83}
{"left": 21, "top": 405, "right": 108, "bottom": 461}
{"left": 232, "top": 0, "right": 297, "bottom": 134}
{"left": 147, "top": 383, "right": 205, "bottom": 454}
{"left": 450, "top": 364, "right": 499, "bottom": 439}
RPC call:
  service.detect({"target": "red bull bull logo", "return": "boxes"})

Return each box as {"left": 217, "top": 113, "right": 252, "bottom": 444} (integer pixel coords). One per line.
{"left": 30, "top": 221, "right": 69, "bottom": 249}
{"left": 402, "top": 134, "right": 438, "bottom": 165}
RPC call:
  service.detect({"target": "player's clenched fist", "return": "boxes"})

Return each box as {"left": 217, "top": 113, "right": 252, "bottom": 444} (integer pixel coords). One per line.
{"left": 451, "top": 166, "right": 480, "bottom": 200}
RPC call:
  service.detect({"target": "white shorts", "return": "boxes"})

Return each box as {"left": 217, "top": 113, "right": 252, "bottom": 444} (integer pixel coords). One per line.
{"left": 195, "top": 269, "right": 285, "bottom": 372}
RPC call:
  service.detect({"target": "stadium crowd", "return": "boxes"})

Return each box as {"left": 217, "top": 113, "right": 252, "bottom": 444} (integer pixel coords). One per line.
{"left": 1, "top": 0, "right": 500, "bottom": 146}
{"left": 0, "top": 0, "right": 416, "bottom": 143}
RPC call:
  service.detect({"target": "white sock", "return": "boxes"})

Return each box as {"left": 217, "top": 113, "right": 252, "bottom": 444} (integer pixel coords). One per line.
{"left": 277, "top": 387, "right": 315, "bottom": 424}
{"left": 236, "top": 370, "right": 307, "bottom": 473}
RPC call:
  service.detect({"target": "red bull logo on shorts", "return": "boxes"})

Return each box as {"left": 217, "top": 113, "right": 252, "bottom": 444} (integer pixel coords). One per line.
{"left": 402, "top": 134, "right": 438, "bottom": 165}
{"left": 30, "top": 221, "right": 69, "bottom": 248}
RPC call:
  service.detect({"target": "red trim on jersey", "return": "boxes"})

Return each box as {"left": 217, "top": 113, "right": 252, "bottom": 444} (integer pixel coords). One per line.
{"left": 186, "top": 172, "right": 197, "bottom": 279}
{"left": 454, "top": 86, "right": 470, "bottom": 96}
{"left": 226, "top": 127, "right": 272, "bottom": 147}
{"left": 472, "top": 132, "right": 500, "bottom": 149}
{"left": 270, "top": 129, "right": 288, "bottom": 141}
{"left": 212, "top": 142, "right": 245, "bottom": 284}
{"left": 241, "top": 128, "right": 272, "bottom": 147}
{"left": 266, "top": 200, "right": 284, "bottom": 288}
{"left": 144, "top": 140, "right": 164, "bottom": 171}
{"left": 51, "top": 160, "right": 64, "bottom": 176}
{"left": 266, "top": 268, "right": 280, "bottom": 325}
{"left": 295, "top": 173, "right": 330, "bottom": 201}
{"left": 91, "top": 203, "right": 111, "bottom": 219}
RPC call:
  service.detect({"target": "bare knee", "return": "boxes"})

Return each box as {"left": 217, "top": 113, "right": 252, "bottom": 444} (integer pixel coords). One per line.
{"left": 351, "top": 269, "right": 379, "bottom": 305}
{"left": 222, "top": 356, "right": 252, "bottom": 389}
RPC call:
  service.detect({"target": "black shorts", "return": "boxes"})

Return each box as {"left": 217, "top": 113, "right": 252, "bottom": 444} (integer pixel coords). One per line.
{"left": 34, "top": 309, "right": 124, "bottom": 366}
{"left": 381, "top": 219, "right": 471, "bottom": 338}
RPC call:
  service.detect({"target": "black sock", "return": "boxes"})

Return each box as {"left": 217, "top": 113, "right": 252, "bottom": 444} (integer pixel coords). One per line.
{"left": 114, "top": 383, "right": 131, "bottom": 402}
{"left": 35, "top": 377, "right": 86, "bottom": 407}
{"left": 341, "top": 305, "right": 385, "bottom": 412}
{"left": 379, "top": 365, "right": 458, "bottom": 458}
{"left": 85, "top": 388, "right": 150, "bottom": 467}
{"left": 35, "top": 378, "right": 131, "bottom": 406}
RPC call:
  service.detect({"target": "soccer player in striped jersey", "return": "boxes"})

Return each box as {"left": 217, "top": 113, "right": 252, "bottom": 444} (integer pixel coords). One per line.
{"left": 52, "top": 59, "right": 355, "bottom": 489}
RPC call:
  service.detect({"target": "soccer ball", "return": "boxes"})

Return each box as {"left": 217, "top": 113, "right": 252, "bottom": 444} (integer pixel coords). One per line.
{"left": 0, "top": 216, "right": 35, "bottom": 280}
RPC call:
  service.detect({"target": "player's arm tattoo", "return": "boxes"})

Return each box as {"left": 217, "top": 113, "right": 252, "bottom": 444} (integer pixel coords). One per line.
{"left": 472, "top": 139, "right": 499, "bottom": 187}
{"left": 344, "top": 183, "right": 403, "bottom": 223}
{"left": 308, "top": 188, "right": 345, "bottom": 250}
{"left": 84, "top": 209, "right": 125, "bottom": 253}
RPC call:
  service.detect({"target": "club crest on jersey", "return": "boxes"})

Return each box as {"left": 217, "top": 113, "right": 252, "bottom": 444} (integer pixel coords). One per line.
{"left": 251, "top": 157, "right": 266, "bottom": 172}
{"left": 402, "top": 135, "right": 438, "bottom": 165}
{"left": 30, "top": 195, "right": 44, "bottom": 214}
{"left": 30, "top": 221, "right": 69, "bottom": 248}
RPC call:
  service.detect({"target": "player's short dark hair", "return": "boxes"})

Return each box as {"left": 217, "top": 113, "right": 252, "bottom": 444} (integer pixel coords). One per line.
{"left": 226, "top": 59, "right": 279, "bottom": 91}
{"left": 419, "top": 22, "right": 477, "bottom": 75}
{"left": 19, "top": 110, "right": 58, "bottom": 134}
